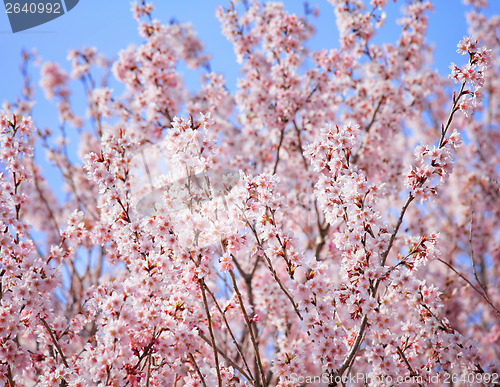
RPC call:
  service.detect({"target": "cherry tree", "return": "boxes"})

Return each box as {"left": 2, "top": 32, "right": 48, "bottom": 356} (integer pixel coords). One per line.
{"left": 1, "top": 0, "right": 500, "bottom": 385}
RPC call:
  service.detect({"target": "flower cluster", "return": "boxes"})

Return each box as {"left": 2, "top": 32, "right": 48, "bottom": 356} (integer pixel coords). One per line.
{"left": 449, "top": 36, "right": 491, "bottom": 114}
{"left": 406, "top": 129, "right": 463, "bottom": 200}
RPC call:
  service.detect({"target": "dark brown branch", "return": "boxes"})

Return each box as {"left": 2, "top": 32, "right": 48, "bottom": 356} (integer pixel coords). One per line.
{"left": 439, "top": 82, "right": 466, "bottom": 148}
{"left": 273, "top": 127, "right": 286, "bottom": 174}
{"left": 39, "top": 316, "right": 69, "bottom": 368}
{"left": 313, "top": 200, "right": 330, "bottom": 261}
{"left": 396, "top": 346, "right": 423, "bottom": 387}
{"left": 189, "top": 353, "right": 208, "bottom": 387}
{"left": 241, "top": 210, "right": 303, "bottom": 321}
{"left": 198, "top": 331, "right": 253, "bottom": 382}
{"left": 216, "top": 256, "right": 256, "bottom": 380}
{"left": 6, "top": 364, "right": 15, "bottom": 387}
{"left": 292, "top": 119, "right": 309, "bottom": 171}
{"left": 468, "top": 211, "right": 488, "bottom": 295}
{"left": 351, "top": 96, "right": 385, "bottom": 165}
{"left": 329, "top": 316, "right": 368, "bottom": 385}
{"left": 229, "top": 270, "right": 267, "bottom": 386}
{"left": 199, "top": 278, "right": 223, "bottom": 387}
{"left": 146, "top": 353, "right": 152, "bottom": 387}
{"left": 379, "top": 193, "right": 414, "bottom": 268}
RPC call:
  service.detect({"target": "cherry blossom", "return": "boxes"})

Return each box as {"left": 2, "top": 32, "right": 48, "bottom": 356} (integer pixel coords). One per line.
{"left": 1, "top": 0, "right": 500, "bottom": 386}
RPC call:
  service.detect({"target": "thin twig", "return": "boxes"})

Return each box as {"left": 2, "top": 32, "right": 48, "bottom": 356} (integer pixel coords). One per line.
{"left": 199, "top": 278, "right": 222, "bottom": 387}
{"left": 204, "top": 274, "right": 255, "bottom": 381}
{"left": 146, "top": 353, "right": 152, "bottom": 387}
{"left": 198, "top": 331, "right": 253, "bottom": 382}
{"left": 438, "top": 258, "right": 500, "bottom": 321}
{"left": 188, "top": 353, "right": 208, "bottom": 387}
{"left": 313, "top": 200, "right": 330, "bottom": 261}
{"left": 229, "top": 270, "right": 267, "bottom": 386}
{"left": 383, "top": 238, "right": 426, "bottom": 278}
{"left": 468, "top": 211, "right": 487, "bottom": 294}
{"left": 396, "top": 346, "right": 423, "bottom": 387}
{"left": 273, "top": 127, "right": 286, "bottom": 174}
{"left": 438, "top": 82, "right": 466, "bottom": 148}
{"left": 351, "top": 96, "right": 385, "bottom": 164}
{"left": 380, "top": 193, "right": 414, "bottom": 268}
{"left": 292, "top": 119, "right": 309, "bottom": 171}
{"left": 6, "top": 364, "right": 15, "bottom": 387}
{"left": 39, "top": 316, "right": 69, "bottom": 368}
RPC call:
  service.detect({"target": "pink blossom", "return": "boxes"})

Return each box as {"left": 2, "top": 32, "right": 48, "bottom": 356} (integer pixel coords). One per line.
{"left": 1, "top": 2, "right": 499, "bottom": 386}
